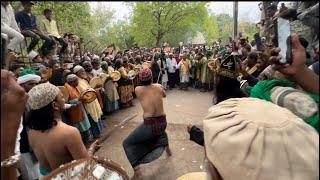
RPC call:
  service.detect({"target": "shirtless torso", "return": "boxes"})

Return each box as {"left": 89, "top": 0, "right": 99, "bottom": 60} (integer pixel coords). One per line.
{"left": 28, "top": 120, "right": 89, "bottom": 171}
{"left": 135, "top": 83, "right": 166, "bottom": 117}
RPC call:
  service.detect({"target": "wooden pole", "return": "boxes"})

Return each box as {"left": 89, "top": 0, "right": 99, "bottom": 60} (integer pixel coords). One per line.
{"left": 233, "top": 1, "right": 238, "bottom": 39}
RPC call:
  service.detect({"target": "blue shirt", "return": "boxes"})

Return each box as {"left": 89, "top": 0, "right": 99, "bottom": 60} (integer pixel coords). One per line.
{"left": 15, "top": 10, "right": 37, "bottom": 30}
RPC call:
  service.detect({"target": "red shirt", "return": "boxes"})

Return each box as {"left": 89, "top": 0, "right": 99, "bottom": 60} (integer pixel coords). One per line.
{"left": 175, "top": 56, "right": 181, "bottom": 64}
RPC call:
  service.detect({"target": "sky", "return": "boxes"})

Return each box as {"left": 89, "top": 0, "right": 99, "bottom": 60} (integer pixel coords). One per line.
{"left": 89, "top": 1, "right": 262, "bottom": 24}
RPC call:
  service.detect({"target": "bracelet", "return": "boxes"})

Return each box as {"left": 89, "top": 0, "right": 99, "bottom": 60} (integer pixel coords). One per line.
{"left": 1, "top": 154, "right": 21, "bottom": 168}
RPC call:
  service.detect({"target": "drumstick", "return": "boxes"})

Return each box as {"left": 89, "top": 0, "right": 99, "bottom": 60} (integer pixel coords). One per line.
{"left": 95, "top": 113, "right": 138, "bottom": 145}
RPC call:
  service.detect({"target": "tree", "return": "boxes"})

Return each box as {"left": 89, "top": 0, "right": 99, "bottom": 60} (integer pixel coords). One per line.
{"left": 11, "top": 1, "right": 94, "bottom": 40}
{"left": 239, "top": 22, "right": 257, "bottom": 42}
{"left": 216, "top": 13, "right": 233, "bottom": 45}
{"left": 130, "top": 2, "right": 208, "bottom": 47}
{"left": 202, "top": 14, "right": 220, "bottom": 45}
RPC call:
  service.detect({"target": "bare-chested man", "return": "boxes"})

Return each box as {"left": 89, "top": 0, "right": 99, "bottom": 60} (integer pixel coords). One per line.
{"left": 123, "top": 68, "right": 171, "bottom": 179}
{"left": 26, "top": 83, "right": 100, "bottom": 178}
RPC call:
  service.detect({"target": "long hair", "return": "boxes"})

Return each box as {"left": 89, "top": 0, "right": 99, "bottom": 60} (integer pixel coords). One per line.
{"left": 27, "top": 102, "right": 57, "bottom": 132}
{"left": 114, "top": 59, "right": 122, "bottom": 70}
{"left": 216, "top": 76, "right": 247, "bottom": 103}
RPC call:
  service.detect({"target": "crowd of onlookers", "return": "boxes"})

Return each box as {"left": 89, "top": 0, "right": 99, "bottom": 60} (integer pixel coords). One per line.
{"left": 1, "top": 1, "right": 319, "bottom": 180}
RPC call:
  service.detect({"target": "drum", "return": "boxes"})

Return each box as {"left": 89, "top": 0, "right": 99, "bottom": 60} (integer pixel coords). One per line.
{"left": 176, "top": 172, "right": 210, "bottom": 180}
{"left": 57, "top": 86, "right": 69, "bottom": 100}
{"left": 80, "top": 88, "right": 97, "bottom": 103}
{"left": 90, "top": 77, "right": 104, "bottom": 88}
{"left": 110, "top": 71, "right": 121, "bottom": 81}
{"left": 43, "top": 156, "right": 129, "bottom": 180}
{"left": 133, "top": 64, "right": 142, "bottom": 73}
{"left": 128, "top": 70, "right": 136, "bottom": 80}
{"left": 99, "top": 73, "right": 109, "bottom": 83}
{"left": 142, "top": 61, "right": 152, "bottom": 69}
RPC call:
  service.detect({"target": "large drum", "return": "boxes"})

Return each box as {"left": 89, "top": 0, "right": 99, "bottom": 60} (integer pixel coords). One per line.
{"left": 90, "top": 77, "right": 104, "bottom": 88}
{"left": 43, "top": 156, "right": 129, "bottom": 180}
{"left": 110, "top": 71, "right": 121, "bottom": 81}
{"left": 80, "top": 88, "right": 97, "bottom": 103}
{"left": 128, "top": 70, "right": 136, "bottom": 80}
{"left": 142, "top": 61, "right": 152, "bottom": 69}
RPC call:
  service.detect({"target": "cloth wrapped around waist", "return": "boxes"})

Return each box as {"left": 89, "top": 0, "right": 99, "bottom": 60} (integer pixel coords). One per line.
{"left": 143, "top": 115, "right": 167, "bottom": 136}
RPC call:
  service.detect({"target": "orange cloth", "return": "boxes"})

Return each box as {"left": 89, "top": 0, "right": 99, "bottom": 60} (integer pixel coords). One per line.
{"left": 64, "top": 83, "right": 84, "bottom": 125}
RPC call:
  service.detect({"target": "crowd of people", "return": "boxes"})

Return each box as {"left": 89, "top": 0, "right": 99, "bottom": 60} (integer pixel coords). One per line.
{"left": 1, "top": 1, "right": 319, "bottom": 180}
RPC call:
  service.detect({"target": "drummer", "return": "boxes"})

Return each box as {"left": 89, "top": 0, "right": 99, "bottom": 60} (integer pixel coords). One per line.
{"left": 73, "top": 65, "right": 104, "bottom": 139}
{"left": 91, "top": 56, "right": 103, "bottom": 77}
{"left": 115, "top": 59, "right": 134, "bottom": 108}
{"left": 64, "top": 74, "right": 92, "bottom": 145}
{"left": 101, "top": 61, "right": 120, "bottom": 113}
{"left": 27, "top": 83, "right": 100, "bottom": 177}
{"left": 82, "top": 61, "right": 104, "bottom": 111}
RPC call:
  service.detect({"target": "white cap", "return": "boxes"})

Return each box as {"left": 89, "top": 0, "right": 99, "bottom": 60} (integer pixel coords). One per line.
{"left": 28, "top": 51, "right": 38, "bottom": 61}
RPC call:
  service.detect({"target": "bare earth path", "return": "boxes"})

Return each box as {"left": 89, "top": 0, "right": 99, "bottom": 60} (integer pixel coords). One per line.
{"left": 96, "top": 88, "right": 213, "bottom": 179}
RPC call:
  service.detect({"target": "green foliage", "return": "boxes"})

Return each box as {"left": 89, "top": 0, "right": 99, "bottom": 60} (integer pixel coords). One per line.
{"left": 10, "top": 2, "right": 258, "bottom": 50}
{"left": 216, "top": 14, "right": 233, "bottom": 45}
{"left": 12, "top": 2, "right": 93, "bottom": 40}
{"left": 130, "top": 2, "right": 208, "bottom": 47}
{"left": 239, "top": 22, "right": 257, "bottom": 42}
{"left": 202, "top": 15, "right": 220, "bottom": 45}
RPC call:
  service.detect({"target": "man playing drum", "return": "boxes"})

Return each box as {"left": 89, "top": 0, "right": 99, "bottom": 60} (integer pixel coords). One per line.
{"left": 122, "top": 68, "right": 172, "bottom": 179}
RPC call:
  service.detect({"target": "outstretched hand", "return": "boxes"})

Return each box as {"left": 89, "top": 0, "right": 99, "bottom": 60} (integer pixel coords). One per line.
{"left": 89, "top": 140, "right": 102, "bottom": 153}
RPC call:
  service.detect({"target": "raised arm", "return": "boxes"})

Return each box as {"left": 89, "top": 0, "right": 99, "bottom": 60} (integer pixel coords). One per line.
{"left": 270, "top": 34, "right": 319, "bottom": 95}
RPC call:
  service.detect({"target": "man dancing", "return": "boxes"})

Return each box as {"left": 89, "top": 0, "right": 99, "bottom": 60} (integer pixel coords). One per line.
{"left": 123, "top": 68, "right": 172, "bottom": 179}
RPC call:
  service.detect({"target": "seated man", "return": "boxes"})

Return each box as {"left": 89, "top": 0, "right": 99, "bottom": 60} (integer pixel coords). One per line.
{"left": 40, "top": 9, "right": 67, "bottom": 55}
{"left": 27, "top": 83, "right": 100, "bottom": 177}
{"left": 15, "top": 1, "right": 53, "bottom": 54}
{"left": 1, "top": 1, "right": 24, "bottom": 53}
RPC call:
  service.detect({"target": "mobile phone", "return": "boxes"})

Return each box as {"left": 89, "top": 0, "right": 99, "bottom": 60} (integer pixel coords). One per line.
{"left": 276, "top": 17, "right": 292, "bottom": 64}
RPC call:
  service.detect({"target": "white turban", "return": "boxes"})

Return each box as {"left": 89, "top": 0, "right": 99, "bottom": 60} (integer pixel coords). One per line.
{"left": 73, "top": 65, "right": 84, "bottom": 74}
{"left": 66, "top": 74, "right": 78, "bottom": 82}
{"left": 203, "top": 98, "right": 319, "bottom": 180}
{"left": 17, "top": 74, "right": 41, "bottom": 85}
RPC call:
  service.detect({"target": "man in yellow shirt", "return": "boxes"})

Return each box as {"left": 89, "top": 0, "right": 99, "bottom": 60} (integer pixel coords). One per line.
{"left": 176, "top": 53, "right": 191, "bottom": 90}
{"left": 40, "top": 9, "right": 67, "bottom": 55}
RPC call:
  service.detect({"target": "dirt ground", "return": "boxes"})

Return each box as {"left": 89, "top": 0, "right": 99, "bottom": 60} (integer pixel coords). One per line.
{"left": 96, "top": 88, "right": 214, "bottom": 179}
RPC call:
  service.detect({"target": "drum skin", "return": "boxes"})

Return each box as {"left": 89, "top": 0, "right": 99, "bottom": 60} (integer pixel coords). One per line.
{"left": 80, "top": 89, "right": 97, "bottom": 103}
{"left": 43, "top": 156, "right": 129, "bottom": 180}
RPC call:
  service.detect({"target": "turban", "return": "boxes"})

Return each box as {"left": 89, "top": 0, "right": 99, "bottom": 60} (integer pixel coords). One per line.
{"left": 28, "top": 83, "right": 60, "bottom": 110}
{"left": 28, "top": 50, "right": 39, "bottom": 61}
{"left": 203, "top": 98, "right": 319, "bottom": 180}
{"left": 139, "top": 68, "right": 152, "bottom": 82}
{"left": 100, "top": 61, "right": 108, "bottom": 67}
{"left": 73, "top": 65, "right": 84, "bottom": 74}
{"left": 17, "top": 69, "right": 41, "bottom": 84}
{"left": 66, "top": 74, "right": 78, "bottom": 82}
